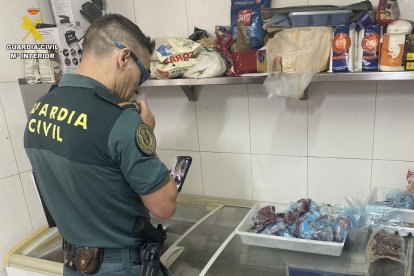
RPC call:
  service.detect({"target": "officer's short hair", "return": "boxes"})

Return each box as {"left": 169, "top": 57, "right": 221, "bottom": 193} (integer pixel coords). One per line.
{"left": 82, "top": 14, "right": 155, "bottom": 58}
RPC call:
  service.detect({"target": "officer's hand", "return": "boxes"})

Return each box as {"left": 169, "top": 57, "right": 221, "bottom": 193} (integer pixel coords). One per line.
{"left": 134, "top": 100, "right": 155, "bottom": 130}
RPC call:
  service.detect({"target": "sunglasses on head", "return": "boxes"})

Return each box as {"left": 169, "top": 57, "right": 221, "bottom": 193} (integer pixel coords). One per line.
{"left": 114, "top": 40, "right": 150, "bottom": 85}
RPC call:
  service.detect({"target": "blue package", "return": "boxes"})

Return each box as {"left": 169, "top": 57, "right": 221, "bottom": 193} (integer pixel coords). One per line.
{"left": 332, "top": 24, "right": 355, "bottom": 72}
{"left": 361, "top": 24, "right": 381, "bottom": 71}
{"left": 231, "top": 0, "right": 270, "bottom": 49}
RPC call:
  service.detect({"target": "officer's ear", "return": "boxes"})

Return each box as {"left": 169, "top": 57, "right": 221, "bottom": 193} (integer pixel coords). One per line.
{"left": 117, "top": 48, "right": 130, "bottom": 69}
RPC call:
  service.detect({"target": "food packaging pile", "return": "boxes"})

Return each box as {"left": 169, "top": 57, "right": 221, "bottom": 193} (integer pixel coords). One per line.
{"left": 248, "top": 169, "right": 414, "bottom": 263}
{"left": 250, "top": 198, "right": 355, "bottom": 243}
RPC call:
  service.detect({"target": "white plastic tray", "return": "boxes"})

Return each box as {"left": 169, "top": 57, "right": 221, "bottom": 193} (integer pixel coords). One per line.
{"left": 367, "top": 187, "right": 414, "bottom": 236}
{"left": 235, "top": 202, "right": 345, "bottom": 256}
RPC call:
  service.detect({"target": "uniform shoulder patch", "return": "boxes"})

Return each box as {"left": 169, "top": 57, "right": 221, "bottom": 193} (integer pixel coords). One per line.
{"left": 118, "top": 101, "right": 136, "bottom": 109}
{"left": 135, "top": 123, "right": 156, "bottom": 155}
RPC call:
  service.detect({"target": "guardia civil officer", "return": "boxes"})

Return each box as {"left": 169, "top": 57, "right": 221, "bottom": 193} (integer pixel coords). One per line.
{"left": 24, "top": 14, "right": 177, "bottom": 276}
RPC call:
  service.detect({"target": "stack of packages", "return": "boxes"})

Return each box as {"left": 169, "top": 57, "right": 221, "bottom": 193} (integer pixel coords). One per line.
{"left": 151, "top": 0, "right": 271, "bottom": 80}
{"left": 152, "top": 34, "right": 227, "bottom": 79}
{"left": 222, "top": 0, "right": 271, "bottom": 76}
{"left": 330, "top": 0, "right": 414, "bottom": 73}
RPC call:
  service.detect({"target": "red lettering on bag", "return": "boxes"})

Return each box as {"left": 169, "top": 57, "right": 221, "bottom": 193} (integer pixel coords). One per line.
{"left": 238, "top": 9, "right": 252, "bottom": 25}
{"left": 164, "top": 51, "right": 195, "bottom": 63}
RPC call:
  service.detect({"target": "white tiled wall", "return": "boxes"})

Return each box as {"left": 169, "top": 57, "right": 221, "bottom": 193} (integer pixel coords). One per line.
{"left": 201, "top": 152, "right": 252, "bottom": 199}
{"left": 249, "top": 84, "right": 307, "bottom": 156}
{"left": 147, "top": 87, "right": 199, "bottom": 151}
{"left": 372, "top": 160, "right": 414, "bottom": 190}
{"left": 20, "top": 171, "right": 47, "bottom": 231}
{"left": 186, "top": 0, "right": 231, "bottom": 36}
{"left": 0, "top": 175, "right": 33, "bottom": 271}
{"left": 0, "top": 82, "right": 32, "bottom": 173}
{"left": 252, "top": 154, "right": 307, "bottom": 203}
{"left": 134, "top": 0, "right": 189, "bottom": 38}
{"left": 0, "top": 99, "right": 19, "bottom": 179}
{"left": 308, "top": 157, "right": 372, "bottom": 205}
{"left": 373, "top": 81, "right": 414, "bottom": 161}
{"left": 196, "top": 85, "right": 250, "bottom": 153}
{"left": 308, "top": 82, "right": 376, "bottom": 159}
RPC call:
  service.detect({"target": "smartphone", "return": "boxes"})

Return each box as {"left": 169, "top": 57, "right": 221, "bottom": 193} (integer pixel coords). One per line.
{"left": 171, "top": 156, "right": 192, "bottom": 192}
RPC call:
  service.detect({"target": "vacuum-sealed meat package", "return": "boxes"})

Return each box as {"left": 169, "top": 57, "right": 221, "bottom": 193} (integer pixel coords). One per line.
{"left": 249, "top": 198, "right": 355, "bottom": 244}
{"left": 366, "top": 230, "right": 407, "bottom": 264}
{"left": 250, "top": 205, "right": 278, "bottom": 233}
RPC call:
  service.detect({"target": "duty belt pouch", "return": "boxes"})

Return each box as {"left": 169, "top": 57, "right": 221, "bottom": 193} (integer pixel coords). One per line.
{"left": 74, "top": 247, "right": 103, "bottom": 274}
{"left": 63, "top": 243, "right": 77, "bottom": 271}
{"left": 140, "top": 243, "right": 162, "bottom": 276}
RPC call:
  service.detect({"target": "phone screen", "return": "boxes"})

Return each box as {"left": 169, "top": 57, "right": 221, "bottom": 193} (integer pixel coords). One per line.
{"left": 171, "top": 156, "right": 192, "bottom": 192}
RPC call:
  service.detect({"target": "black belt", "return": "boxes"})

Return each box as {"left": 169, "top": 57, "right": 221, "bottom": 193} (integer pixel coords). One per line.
{"left": 63, "top": 241, "right": 141, "bottom": 265}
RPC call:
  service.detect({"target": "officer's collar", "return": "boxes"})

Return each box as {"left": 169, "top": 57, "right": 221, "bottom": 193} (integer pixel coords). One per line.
{"left": 58, "top": 73, "right": 124, "bottom": 105}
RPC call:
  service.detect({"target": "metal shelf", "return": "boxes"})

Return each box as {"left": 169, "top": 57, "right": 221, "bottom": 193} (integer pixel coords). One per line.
{"left": 142, "top": 76, "right": 267, "bottom": 101}
{"left": 142, "top": 72, "right": 414, "bottom": 101}
{"left": 312, "top": 71, "right": 414, "bottom": 82}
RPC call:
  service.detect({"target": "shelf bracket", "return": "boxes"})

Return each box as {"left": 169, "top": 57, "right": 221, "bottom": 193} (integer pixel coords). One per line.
{"left": 180, "top": 86, "right": 197, "bottom": 101}
{"left": 299, "top": 86, "right": 309, "bottom": 101}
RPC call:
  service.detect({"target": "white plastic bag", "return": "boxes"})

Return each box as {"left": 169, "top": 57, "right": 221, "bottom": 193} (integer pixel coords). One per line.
{"left": 154, "top": 59, "right": 198, "bottom": 79}
{"left": 264, "top": 27, "right": 332, "bottom": 99}
{"left": 155, "top": 38, "right": 201, "bottom": 63}
{"left": 183, "top": 49, "right": 226, "bottom": 78}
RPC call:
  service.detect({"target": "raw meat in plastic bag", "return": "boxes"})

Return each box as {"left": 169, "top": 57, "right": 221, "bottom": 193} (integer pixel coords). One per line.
{"left": 250, "top": 205, "right": 277, "bottom": 233}
{"left": 366, "top": 230, "right": 406, "bottom": 264}
{"left": 296, "top": 216, "right": 335, "bottom": 242}
{"left": 283, "top": 199, "right": 310, "bottom": 224}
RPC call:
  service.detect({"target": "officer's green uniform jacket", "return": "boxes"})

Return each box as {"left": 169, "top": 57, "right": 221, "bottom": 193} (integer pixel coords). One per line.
{"left": 24, "top": 74, "right": 170, "bottom": 248}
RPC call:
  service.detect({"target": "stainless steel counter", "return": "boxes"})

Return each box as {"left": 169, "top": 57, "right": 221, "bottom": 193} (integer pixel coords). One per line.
{"left": 4, "top": 198, "right": 414, "bottom": 276}
{"left": 158, "top": 198, "right": 414, "bottom": 276}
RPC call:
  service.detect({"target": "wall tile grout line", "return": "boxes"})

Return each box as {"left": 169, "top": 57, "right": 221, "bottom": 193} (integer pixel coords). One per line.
{"left": 0, "top": 98, "right": 35, "bottom": 232}
{"left": 131, "top": 0, "right": 137, "bottom": 23}
{"left": 19, "top": 169, "right": 33, "bottom": 174}
{"left": 246, "top": 85, "right": 254, "bottom": 200}
{"left": 0, "top": 173, "right": 20, "bottom": 181}
{"left": 184, "top": 0, "right": 191, "bottom": 37}
{"left": 306, "top": 86, "right": 309, "bottom": 198}
{"left": 370, "top": 81, "right": 378, "bottom": 192}
{"left": 193, "top": 92, "right": 205, "bottom": 195}
{"left": 157, "top": 149, "right": 414, "bottom": 163}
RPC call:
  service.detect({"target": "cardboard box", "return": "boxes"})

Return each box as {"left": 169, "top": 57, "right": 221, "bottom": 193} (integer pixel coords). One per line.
{"left": 38, "top": 27, "right": 85, "bottom": 73}
{"left": 50, "top": 0, "right": 103, "bottom": 28}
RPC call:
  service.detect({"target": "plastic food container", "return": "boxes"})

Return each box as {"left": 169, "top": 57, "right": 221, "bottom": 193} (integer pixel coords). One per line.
{"left": 289, "top": 10, "right": 352, "bottom": 27}
{"left": 367, "top": 187, "right": 414, "bottom": 236}
{"left": 235, "top": 202, "right": 346, "bottom": 256}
